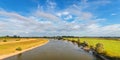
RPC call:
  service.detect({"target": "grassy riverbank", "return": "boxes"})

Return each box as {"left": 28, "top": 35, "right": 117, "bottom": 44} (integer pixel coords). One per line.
{"left": 64, "top": 37, "right": 120, "bottom": 59}
{"left": 0, "top": 38, "right": 48, "bottom": 59}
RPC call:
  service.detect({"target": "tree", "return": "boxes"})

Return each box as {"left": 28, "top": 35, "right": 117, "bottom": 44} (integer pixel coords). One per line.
{"left": 6, "top": 35, "right": 10, "bottom": 37}
{"left": 13, "top": 35, "right": 20, "bottom": 38}
{"left": 13, "top": 35, "right": 17, "bottom": 38}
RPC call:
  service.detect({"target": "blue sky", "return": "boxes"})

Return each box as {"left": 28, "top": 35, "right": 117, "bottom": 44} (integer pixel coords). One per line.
{"left": 0, "top": 0, "right": 120, "bottom": 37}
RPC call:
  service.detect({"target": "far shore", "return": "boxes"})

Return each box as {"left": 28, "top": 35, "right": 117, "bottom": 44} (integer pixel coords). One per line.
{"left": 0, "top": 40, "right": 49, "bottom": 60}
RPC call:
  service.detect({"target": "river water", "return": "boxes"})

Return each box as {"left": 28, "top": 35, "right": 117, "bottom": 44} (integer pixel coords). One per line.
{"left": 4, "top": 40, "right": 96, "bottom": 60}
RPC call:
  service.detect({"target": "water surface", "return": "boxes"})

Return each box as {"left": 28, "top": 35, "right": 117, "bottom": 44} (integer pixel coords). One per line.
{"left": 4, "top": 40, "right": 95, "bottom": 60}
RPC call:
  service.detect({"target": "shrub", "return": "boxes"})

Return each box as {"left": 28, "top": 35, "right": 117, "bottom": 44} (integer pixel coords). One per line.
{"left": 16, "top": 39, "right": 20, "bottom": 41}
{"left": 16, "top": 47, "right": 22, "bottom": 51}
{"left": 3, "top": 40, "right": 7, "bottom": 42}
{"left": 95, "top": 43, "right": 104, "bottom": 54}
{"left": 83, "top": 41, "right": 88, "bottom": 47}
{"left": 90, "top": 45, "right": 94, "bottom": 50}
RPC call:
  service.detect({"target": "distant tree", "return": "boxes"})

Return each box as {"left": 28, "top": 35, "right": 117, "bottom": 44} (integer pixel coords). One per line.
{"left": 13, "top": 35, "right": 19, "bottom": 38}
{"left": 6, "top": 35, "right": 10, "bottom": 37}
{"left": 58, "top": 37, "right": 63, "bottom": 40}
{"left": 95, "top": 43, "right": 104, "bottom": 54}
{"left": 17, "top": 36, "right": 20, "bottom": 38}
{"left": 13, "top": 35, "right": 16, "bottom": 38}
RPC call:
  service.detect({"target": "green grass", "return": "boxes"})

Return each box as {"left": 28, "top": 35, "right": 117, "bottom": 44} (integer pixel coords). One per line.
{"left": 64, "top": 38, "right": 120, "bottom": 58}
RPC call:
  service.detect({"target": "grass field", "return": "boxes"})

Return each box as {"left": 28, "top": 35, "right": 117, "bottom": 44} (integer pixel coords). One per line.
{"left": 0, "top": 38, "right": 48, "bottom": 56}
{"left": 64, "top": 37, "right": 120, "bottom": 58}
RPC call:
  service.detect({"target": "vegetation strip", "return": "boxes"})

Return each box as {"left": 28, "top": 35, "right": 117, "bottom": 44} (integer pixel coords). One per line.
{"left": 63, "top": 37, "right": 120, "bottom": 60}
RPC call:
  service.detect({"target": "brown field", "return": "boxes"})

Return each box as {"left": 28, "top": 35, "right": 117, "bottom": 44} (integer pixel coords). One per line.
{"left": 0, "top": 38, "right": 48, "bottom": 59}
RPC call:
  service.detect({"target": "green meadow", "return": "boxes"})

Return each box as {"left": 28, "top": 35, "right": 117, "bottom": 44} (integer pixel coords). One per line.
{"left": 64, "top": 37, "right": 120, "bottom": 59}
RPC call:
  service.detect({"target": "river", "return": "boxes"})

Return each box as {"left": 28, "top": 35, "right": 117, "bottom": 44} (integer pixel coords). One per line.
{"left": 4, "top": 39, "right": 96, "bottom": 60}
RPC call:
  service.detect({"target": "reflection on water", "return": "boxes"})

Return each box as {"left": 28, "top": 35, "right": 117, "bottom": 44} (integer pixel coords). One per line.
{"left": 4, "top": 40, "right": 95, "bottom": 60}
{"left": 17, "top": 53, "right": 22, "bottom": 60}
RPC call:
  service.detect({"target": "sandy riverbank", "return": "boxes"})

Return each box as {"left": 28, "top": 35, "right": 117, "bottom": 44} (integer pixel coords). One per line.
{"left": 0, "top": 40, "right": 49, "bottom": 60}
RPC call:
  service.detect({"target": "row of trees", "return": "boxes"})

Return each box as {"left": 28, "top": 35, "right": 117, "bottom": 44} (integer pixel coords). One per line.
{"left": 3, "top": 35, "right": 20, "bottom": 38}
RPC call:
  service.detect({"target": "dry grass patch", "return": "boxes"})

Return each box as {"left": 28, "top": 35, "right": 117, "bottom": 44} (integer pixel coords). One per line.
{"left": 0, "top": 38, "right": 48, "bottom": 56}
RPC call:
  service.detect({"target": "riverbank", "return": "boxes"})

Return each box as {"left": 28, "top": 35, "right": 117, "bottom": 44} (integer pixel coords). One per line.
{"left": 63, "top": 37, "right": 120, "bottom": 60}
{"left": 0, "top": 38, "right": 49, "bottom": 60}
{"left": 4, "top": 40, "right": 95, "bottom": 60}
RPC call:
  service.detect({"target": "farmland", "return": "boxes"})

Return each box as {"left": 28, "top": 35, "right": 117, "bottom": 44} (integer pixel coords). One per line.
{"left": 63, "top": 37, "right": 120, "bottom": 59}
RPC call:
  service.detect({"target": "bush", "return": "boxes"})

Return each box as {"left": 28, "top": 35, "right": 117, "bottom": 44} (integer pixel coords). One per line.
{"left": 16, "top": 47, "right": 22, "bottom": 51}
{"left": 16, "top": 39, "right": 20, "bottom": 41}
{"left": 95, "top": 43, "right": 104, "bottom": 54}
{"left": 90, "top": 45, "right": 94, "bottom": 50}
{"left": 3, "top": 40, "right": 7, "bottom": 42}
{"left": 83, "top": 41, "right": 88, "bottom": 47}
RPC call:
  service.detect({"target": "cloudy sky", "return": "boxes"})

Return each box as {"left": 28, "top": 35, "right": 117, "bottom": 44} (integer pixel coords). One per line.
{"left": 0, "top": 0, "right": 120, "bottom": 37}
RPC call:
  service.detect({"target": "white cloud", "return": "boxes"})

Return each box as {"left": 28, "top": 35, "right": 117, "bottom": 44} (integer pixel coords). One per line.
{"left": 56, "top": 11, "right": 69, "bottom": 17}
{"left": 46, "top": 0, "right": 57, "bottom": 9}
{"left": 62, "top": 11, "right": 69, "bottom": 15}
{"left": 56, "top": 13, "right": 62, "bottom": 17}
{"left": 64, "top": 15, "right": 72, "bottom": 20}
{"left": 0, "top": 10, "right": 29, "bottom": 22}
{"left": 81, "top": 12, "right": 93, "bottom": 20}
{"left": 0, "top": 9, "right": 58, "bottom": 36}
{"left": 84, "top": 24, "right": 120, "bottom": 37}
{"left": 35, "top": 10, "right": 60, "bottom": 22}
{"left": 75, "top": 0, "right": 111, "bottom": 10}
{"left": 92, "top": 0, "right": 111, "bottom": 5}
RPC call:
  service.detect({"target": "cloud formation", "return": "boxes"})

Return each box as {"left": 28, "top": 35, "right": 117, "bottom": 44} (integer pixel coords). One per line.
{"left": 0, "top": 0, "right": 119, "bottom": 37}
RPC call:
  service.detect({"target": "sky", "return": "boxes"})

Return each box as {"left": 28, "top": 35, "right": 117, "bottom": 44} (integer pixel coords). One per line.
{"left": 0, "top": 0, "right": 120, "bottom": 37}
